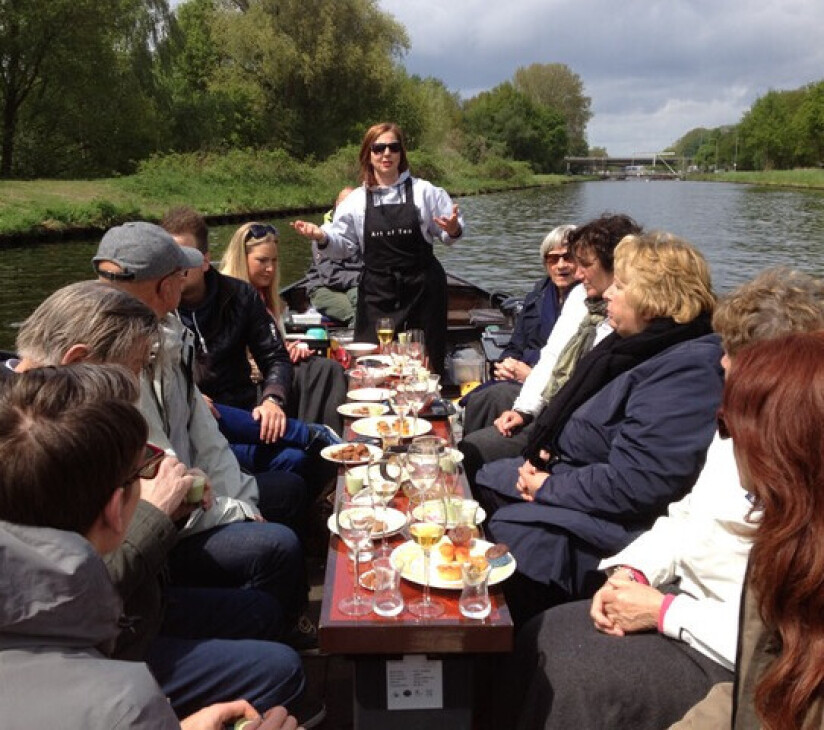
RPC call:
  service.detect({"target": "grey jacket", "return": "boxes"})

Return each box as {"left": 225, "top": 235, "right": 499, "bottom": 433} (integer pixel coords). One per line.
{"left": 140, "top": 315, "right": 259, "bottom": 535}
{"left": 0, "top": 521, "right": 178, "bottom": 729}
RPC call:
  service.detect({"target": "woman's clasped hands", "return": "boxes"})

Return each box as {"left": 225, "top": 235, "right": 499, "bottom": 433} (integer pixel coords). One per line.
{"left": 515, "top": 458, "right": 549, "bottom": 501}
{"left": 590, "top": 570, "right": 666, "bottom": 637}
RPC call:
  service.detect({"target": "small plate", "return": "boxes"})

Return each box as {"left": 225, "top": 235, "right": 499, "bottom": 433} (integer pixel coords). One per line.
{"left": 337, "top": 402, "right": 390, "bottom": 418}
{"left": 411, "top": 498, "right": 486, "bottom": 528}
{"left": 390, "top": 538, "right": 516, "bottom": 590}
{"left": 344, "top": 342, "right": 379, "bottom": 356}
{"left": 320, "top": 442, "right": 383, "bottom": 464}
{"left": 351, "top": 415, "right": 432, "bottom": 439}
{"left": 347, "top": 387, "right": 394, "bottom": 402}
{"left": 327, "top": 507, "right": 407, "bottom": 538}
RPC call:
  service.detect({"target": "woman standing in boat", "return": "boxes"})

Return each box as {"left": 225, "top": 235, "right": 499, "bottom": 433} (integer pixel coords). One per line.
{"left": 292, "top": 122, "right": 465, "bottom": 374}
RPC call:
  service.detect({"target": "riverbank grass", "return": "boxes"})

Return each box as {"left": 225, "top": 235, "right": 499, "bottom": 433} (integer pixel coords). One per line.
{"left": 693, "top": 168, "right": 824, "bottom": 188}
{"left": 0, "top": 147, "right": 571, "bottom": 239}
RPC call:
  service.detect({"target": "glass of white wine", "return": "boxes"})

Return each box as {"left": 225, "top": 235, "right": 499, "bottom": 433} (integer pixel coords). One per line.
{"left": 376, "top": 317, "right": 395, "bottom": 354}
{"left": 335, "top": 490, "right": 376, "bottom": 616}
{"left": 405, "top": 442, "right": 446, "bottom": 618}
{"left": 368, "top": 456, "right": 401, "bottom": 558}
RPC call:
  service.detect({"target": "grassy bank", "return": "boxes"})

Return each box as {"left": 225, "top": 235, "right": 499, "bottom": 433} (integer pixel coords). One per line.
{"left": 690, "top": 168, "right": 824, "bottom": 189}
{"left": 0, "top": 146, "right": 572, "bottom": 242}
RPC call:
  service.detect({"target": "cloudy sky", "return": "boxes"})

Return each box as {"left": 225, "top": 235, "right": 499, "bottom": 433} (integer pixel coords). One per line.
{"left": 377, "top": 0, "right": 824, "bottom": 155}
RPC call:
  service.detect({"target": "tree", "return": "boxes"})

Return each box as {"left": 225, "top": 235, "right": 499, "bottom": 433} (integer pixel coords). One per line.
{"left": 461, "top": 83, "right": 568, "bottom": 172}
{"left": 204, "top": 0, "right": 409, "bottom": 157}
{"left": 0, "top": 0, "right": 174, "bottom": 178}
{"left": 513, "top": 63, "right": 592, "bottom": 155}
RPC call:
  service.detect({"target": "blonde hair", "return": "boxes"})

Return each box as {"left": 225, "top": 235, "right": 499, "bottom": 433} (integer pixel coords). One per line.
{"left": 614, "top": 231, "right": 715, "bottom": 323}
{"left": 220, "top": 222, "right": 282, "bottom": 322}
{"left": 712, "top": 267, "right": 824, "bottom": 357}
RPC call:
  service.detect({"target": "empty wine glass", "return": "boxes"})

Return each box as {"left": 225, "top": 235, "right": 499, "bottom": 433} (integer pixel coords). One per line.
{"left": 376, "top": 317, "right": 394, "bottom": 354}
{"left": 406, "top": 375, "right": 429, "bottom": 437}
{"left": 335, "top": 490, "right": 376, "bottom": 616}
{"left": 405, "top": 441, "right": 445, "bottom": 618}
{"left": 368, "top": 456, "right": 402, "bottom": 558}
{"left": 407, "top": 328, "right": 425, "bottom": 368}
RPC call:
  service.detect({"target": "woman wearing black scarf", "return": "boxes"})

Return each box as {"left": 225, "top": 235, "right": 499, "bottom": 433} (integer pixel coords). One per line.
{"left": 474, "top": 232, "right": 723, "bottom": 625}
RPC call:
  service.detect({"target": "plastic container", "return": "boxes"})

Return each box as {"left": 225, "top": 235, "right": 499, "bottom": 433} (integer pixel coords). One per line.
{"left": 449, "top": 347, "right": 485, "bottom": 384}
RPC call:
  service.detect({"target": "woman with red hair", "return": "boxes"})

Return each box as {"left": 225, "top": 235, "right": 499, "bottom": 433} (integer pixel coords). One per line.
{"left": 673, "top": 330, "right": 824, "bottom": 729}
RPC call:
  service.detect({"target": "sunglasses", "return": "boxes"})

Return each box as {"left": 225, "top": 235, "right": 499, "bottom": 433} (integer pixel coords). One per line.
{"left": 125, "top": 443, "right": 166, "bottom": 485}
{"left": 244, "top": 223, "right": 279, "bottom": 243}
{"left": 545, "top": 251, "right": 574, "bottom": 265}
{"left": 370, "top": 141, "right": 402, "bottom": 155}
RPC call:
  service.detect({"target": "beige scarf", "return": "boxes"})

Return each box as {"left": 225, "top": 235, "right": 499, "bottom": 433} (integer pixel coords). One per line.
{"left": 541, "top": 298, "right": 608, "bottom": 402}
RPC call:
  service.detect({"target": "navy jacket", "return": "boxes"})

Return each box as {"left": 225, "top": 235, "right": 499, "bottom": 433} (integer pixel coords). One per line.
{"left": 499, "top": 276, "right": 563, "bottom": 367}
{"left": 177, "top": 267, "right": 292, "bottom": 410}
{"left": 479, "top": 333, "right": 724, "bottom": 589}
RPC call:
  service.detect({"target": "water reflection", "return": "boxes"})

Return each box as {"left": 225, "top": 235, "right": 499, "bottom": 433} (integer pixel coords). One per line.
{"left": 1, "top": 181, "right": 823, "bottom": 350}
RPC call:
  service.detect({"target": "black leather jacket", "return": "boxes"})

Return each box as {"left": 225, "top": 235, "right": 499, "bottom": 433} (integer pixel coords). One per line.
{"left": 177, "top": 267, "right": 292, "bottom": 410}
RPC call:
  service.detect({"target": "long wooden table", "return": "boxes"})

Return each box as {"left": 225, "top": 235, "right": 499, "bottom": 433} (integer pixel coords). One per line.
{"left": 318, "top": 417, "right": 514, "bottom": 729}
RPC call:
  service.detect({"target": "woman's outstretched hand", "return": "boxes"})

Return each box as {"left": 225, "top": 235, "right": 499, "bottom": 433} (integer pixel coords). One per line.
{"left": 433, "top": 204, "right": 461, "bottom": 238}
{"left": 291, "top": 220, "right": 324, "bottom": 243}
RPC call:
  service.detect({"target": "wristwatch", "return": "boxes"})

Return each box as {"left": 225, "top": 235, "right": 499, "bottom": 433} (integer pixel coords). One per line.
{"left": 607, "top": 565, "right": 637, "bottom": 582}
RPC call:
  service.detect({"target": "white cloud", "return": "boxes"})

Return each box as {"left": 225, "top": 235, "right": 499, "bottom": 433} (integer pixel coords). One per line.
{"left": 378, "top": 0, "right": 824, "bottom": 154}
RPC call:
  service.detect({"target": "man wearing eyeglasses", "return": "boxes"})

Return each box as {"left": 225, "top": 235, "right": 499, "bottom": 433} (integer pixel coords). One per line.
{"left": 0, "top": 366, "right": 303, "bottom": 730}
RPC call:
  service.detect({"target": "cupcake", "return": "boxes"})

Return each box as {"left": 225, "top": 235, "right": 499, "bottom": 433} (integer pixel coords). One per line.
{"left": 484, "top": 543, "right": 512, "bottom": 568}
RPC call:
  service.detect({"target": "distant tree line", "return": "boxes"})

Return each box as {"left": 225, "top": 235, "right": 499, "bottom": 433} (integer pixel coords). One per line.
{"left": 671, "top": 80, "right": 824, "bottom": 171}
{"left": 0, "top": 0, "right": 591, "bottom": 179}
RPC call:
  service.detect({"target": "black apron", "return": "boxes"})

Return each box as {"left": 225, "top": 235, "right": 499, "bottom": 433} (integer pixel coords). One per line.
{"left": 355, "top": 177, "right": 448, "bottom": 374}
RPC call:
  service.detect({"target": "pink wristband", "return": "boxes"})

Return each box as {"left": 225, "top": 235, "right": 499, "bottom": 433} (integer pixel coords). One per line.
{"left": 658, "top": 594, "right": 676, "bottom": 633}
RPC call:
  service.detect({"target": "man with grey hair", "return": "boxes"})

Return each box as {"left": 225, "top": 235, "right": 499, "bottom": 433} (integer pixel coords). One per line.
{"left": 7, "top": 279, "right": 317, "bottom": 725}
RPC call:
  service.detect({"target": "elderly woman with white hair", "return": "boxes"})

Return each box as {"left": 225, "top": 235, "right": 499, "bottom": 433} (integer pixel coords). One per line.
{"left": 462, "top": 225, "right": 578, "bottom": 434}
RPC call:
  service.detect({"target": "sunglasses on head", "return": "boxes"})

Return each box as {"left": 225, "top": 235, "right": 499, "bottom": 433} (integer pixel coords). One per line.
{"left": 125, "top": 443, "right": 165, "bottom": 485}
{"left": 370, "top": 141, "right": 402, "bottom": 155}
{"left": 244, "top": 224, "right": 279, "bottom": 243}
{"left": 545, "top": 250, "right": 574, "bottom": 264}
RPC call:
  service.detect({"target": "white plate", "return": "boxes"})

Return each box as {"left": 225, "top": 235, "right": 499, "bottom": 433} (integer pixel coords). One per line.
{"left": 411, "top": 498, "right": 486, "bottom": 528}
{"left": 327, "top": 507, "right": 407, "bottom": 538}
{"left": 351, "top": 415, "right": 432, "bottom": 439}
{"left": 344, "top": 342, "right": 379, "bottom": 356}
{"left": 440, "top": 448, "right": 464, "bottom": 466}
{"left": 390, "top": 538, "right": 516, "bottom": 590}
{"left": 337, "top": 402, "right": 390, "bottom": 418}
{"left": 319, "top": 442, "right": 383, "bottom": 464}
{"left": 347, "top": 387, "right": 394, "bottom": 402}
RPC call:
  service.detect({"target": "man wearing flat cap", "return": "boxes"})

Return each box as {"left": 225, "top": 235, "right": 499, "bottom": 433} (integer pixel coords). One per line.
{"left": 92, "top": 222, "right": 315, "bottom": 657}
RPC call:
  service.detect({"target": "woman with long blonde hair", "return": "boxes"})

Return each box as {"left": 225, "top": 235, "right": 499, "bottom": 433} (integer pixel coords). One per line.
{"left": 222, "top": 222, "right": 283, "bottom": 323}
{"left": 221, "top": 221, "right": 347, "bottom": 431}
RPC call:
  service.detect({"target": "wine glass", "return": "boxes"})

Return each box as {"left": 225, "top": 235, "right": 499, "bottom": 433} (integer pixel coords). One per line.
{"left": 376, "top": 317, "right": 394, "bottom": 354}
{"left": 406, "top": 375, "right": 430, "bottom": 438}
{"left": 407, "top": 328, "right": 425, "bottom": 368}
{"left": 335, "top": 490, "right": 376, "bottom": 616}
{"left": 405, "top": 441, "right": 445, "bottom": 618}
{"left": 390, "top": 380, "right": 411, "bottom": 438}
{"left": 368, "top": 456, "right": 402, "bottom": 558}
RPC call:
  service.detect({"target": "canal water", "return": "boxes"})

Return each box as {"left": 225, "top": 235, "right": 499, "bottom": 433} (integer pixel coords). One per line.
{"left": 1, "top": 180, "right": 823, "bottom": 351}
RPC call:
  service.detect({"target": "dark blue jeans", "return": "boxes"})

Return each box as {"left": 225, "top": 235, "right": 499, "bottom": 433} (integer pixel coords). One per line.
{"left": 215, "top": 402, "right": 309, "bottom": 474}
{"left": 148, "top": 585, "right": 304, "bottom": 717}
{"left": 167, "top": 521, "right": 306, "bottom": 625}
